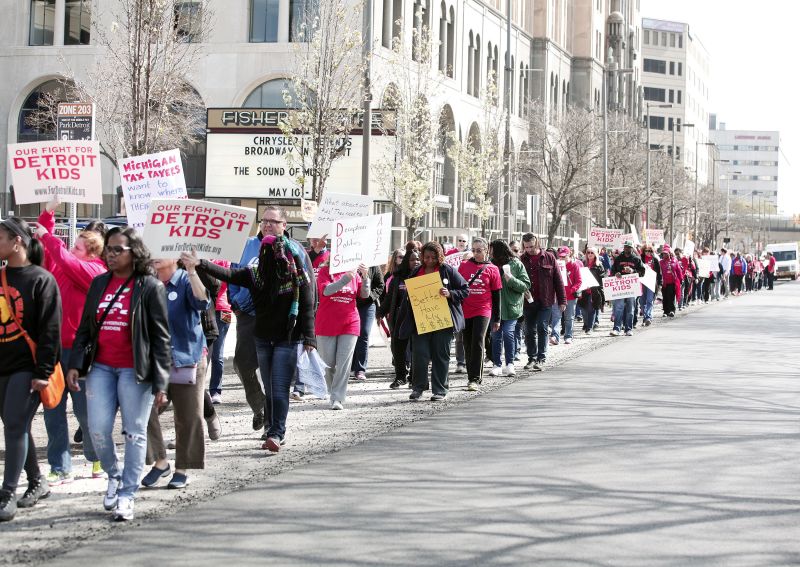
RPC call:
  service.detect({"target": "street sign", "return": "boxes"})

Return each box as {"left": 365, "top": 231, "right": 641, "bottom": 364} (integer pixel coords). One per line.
{"left": 56, "top": 102, "right": 94, "bottom": 141}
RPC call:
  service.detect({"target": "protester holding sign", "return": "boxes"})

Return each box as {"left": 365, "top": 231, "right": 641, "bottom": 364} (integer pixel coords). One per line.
{"left": 550, "top": 246, "right": 581, "bottom": 345}
{"left": 610, "top": 241, "right": 646, "bottom": 336}
{"left": 35, "top": 202, "right": 106, "bottom": 485}
{"left": 316, "top": 263, "right": 370, "bottom": 410}
{"left": 458, "top": 238, "right": 501, "bottom": 391}
{"left": 639, "top": 244, "right": 662, "bottom": 327}
{"left": 143, "top": 259, "right": 210, "bottom": 491}
{"left": 0, "top": 218, "right": 62, "bottom": 522}
{"left": 398, "top": 242, "right": 468, "bottom": 402}
{"left": 578, "top": 248, "right": 605, "bottom": 334}
{"left": 658, "top": 246, "right": 683, "bottom": 317}
{"left": 67, "top": 226, "right": 171, "bottom": 522}
{"left": 489, "top": 240, "right": 530, "bottom": 376}
{"left": 181, "top": 209, "right": 316, "bottom": 454}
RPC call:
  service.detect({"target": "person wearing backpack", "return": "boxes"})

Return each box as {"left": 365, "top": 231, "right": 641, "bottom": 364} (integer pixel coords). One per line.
{"left": 730, "top": 252, "right": 747, "bottom": 295}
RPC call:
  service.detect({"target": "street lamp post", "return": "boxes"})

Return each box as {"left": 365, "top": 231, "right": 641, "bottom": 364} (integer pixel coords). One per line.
{"left": 723, "top": 168, "right": 742, "bottom": 241}
{"left": 360, "top": 0, "right": 373, "bottom": 197}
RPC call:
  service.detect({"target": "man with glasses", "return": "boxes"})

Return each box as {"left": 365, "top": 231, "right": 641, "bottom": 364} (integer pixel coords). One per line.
{"left": 447, "top": 233, "right": 470, "bottom": 374}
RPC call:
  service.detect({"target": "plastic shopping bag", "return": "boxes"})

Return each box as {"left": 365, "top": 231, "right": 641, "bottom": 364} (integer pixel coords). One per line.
{"left": 297, "top": 345, "right": 329, "bottom": 399}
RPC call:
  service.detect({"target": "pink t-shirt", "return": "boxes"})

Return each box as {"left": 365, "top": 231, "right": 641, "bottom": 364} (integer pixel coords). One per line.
{"left": 458, "top": 260, "right": 502, "bottom": 319}
{"left": 315, "top": 266, "right": 362, "bottom": 336}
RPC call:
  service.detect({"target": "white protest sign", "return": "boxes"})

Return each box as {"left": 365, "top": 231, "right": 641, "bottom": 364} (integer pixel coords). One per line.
{"left": 589, "top": 227, "right": 624, "bottom": 250}
{"left": 602, "top": 274, "right": 642, "bottom": 300}
{"left": 557, "top": 259, "right": 568, "bottom": 285}
{"left": 640, "top": 265, "right": 658, "bottom": 292}
{"left": 120, "top": 149, "right": 188, "bottom": 232}
{"left": 142, "top": 199, "right": 256, "bottom": 262}
{"left": 644, "top": 228, "right": 665, "bottom": 248}
{"left": 629, "top": 224, "right": 641, "bottom": 246}
{"left": 683, "top": 239, "right": 695, "bottom": 257}
{"left": 707, "top": 254, "right": 720, "bottom": 272}
{"left": 444, "top": 253, "right": 464, "bottom": 269}
{"left": 7, "top": 140, "right": 102, "bottom": 204}
{"left": 577, "top": 266, "right": 600, "bottom": 292}
{"left": 307, "top": 192, "right": 373, "bottom": 239}
{"left": 330, "top": 213, "right": 392, "bottom": 274}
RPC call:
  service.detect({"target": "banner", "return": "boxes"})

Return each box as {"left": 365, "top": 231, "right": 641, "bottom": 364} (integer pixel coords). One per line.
{"left": 640, "top": 265, "right": 658, "bottom": 292}
{"left": 307, "top": 192, "right": 373, "bottom": 239}
{"left": 405, "top": 271, "right": 453, "bottom": 334}
{"left": 142, "top": 199, "right": 256, "bottom": 262}
{"left": 602, "top": 274, "right": 642, "bottom": 300}
{"left": 644, "top": 228, "right": 665, "bottom": 248}
{"left": 7, "top": 140, "right": 102, "bottom": 204}
{"left": 589, "top": 227, "right": 624, "bottom": 251}
{"left": 329, "top": 213, "right": 391, "bottom": 274}
{"left": 120, "top": 149, "right": 188, "bottom": 232}
{"left": 577, "top": 266, "right": 600, "bottom": 292}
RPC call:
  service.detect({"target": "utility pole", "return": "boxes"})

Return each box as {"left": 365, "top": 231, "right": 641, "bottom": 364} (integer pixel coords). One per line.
{"left": 670, "top": 124, "right": 675, "bottom": 245}
{"left": 360, "top": 0, "right": 373, "bottom": 197}
{"left": 602, "top": 68, "right": 609, "bottom": 228}
{"left": 503, "top": 0, "right": 512, "bottom": 239}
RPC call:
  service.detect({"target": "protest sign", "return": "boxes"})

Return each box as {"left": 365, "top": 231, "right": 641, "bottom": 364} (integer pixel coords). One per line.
{"left": 589, "top": 227, "right": 624, "bottom": 250}
{"left": 329, "top": 213, "right": 391, "bottom": 274}
{"left": 7, "top": 140, "right": 102, "bottom": 205}
{"left": 444, "top": 253, "right": 464, "bottom": 269}
{"left": 142, "top": 199, "right": 256, "bottom": 262}
{"left": 307, "top": 193, "right": 373, "bottom": 239}
{"left": 405, "top": 271, "right": 453, "bottom": 334}
{"left": 707, "top": 254, "right": 720, "bottom": 272}
{"left": 120, "top": 149, "right": 188, "bottom": 232}
{"left": 300, "top": 199, "right": 318, "bottom": 222}
{"left": 602, "top": 274, "right": 642, "bottom": 300}
{"left": 577, "top": 266, "right": 600, "bottom": 292}
{"left": 683, "top": 238, "right": 695, "bottom": 257}
{"left": 628, "top": 224, "right": 641, "bottom": 246}
{"left": 695, "top": 256, "right": 711, "bottom": 277}
{"left": 644, "top": 228, "right": 665, "bottom": 248}
{"left": 640, "top": 265, "right": 658, "bottom": 292}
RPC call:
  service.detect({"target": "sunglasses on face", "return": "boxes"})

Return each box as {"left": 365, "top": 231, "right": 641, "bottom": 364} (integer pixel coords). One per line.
{"left": 458, "top": 239, "right": 467, "bottom": 243}
{"left": 106, "top": 245, "right": 131, "bottom": 256}
{"left": 261, "top": 218, "right": 284, "bottom": 225}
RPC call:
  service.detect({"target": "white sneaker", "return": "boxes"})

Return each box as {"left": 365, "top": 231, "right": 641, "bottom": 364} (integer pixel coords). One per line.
{"left": 330, "top": 401, "right": 343, "bottom": 411}
{"left": 624, "top": 330, "right": 633, "bottom": 336}
{"left": 609, "top": 330, "right": 620, "bottom": 337}
{"left": 490, "top": 366, "right": 502, "bottom": 377}
{"left": 504, "top": 364, "right": 516, "bottom": 376}
{"left": 114, "top": 496, "right": 134, "bottom": 521}
{"left": 455, "top": 364, "right": 466, "bottom": 374}
{"left": 564, "top": 338, "right": 573, "bottom": 345}
{"left": 103, "top": 476, "right": 121, "bottom": 511}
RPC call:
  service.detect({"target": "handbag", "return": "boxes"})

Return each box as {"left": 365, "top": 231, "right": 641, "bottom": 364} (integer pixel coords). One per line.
{"left": 169, "top": 364, "right": 198, "bottom": 385}
{"left": 1, "top": 268, "right": 65, "bottom": 410}
{"left": 79, "top": 275, "right": 135, "bottom": 376}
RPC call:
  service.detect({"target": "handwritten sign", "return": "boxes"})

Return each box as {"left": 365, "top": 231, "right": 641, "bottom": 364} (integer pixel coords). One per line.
{"left": 120, "top": 149, "right": 188, "bottom": 232}
{"left": 640, "top": 265, "right": 658, "bottom": 292}
{"left": 577, "top": 266, "right": 600, "bottom": 292}
{"left": 683, "top": 239, "right": 695, "bottom": 257}
{"left": 589, "top": 227, "right": 624, "bottom": 251}
{"left": 330, "top": 213, "right": 391, "bottom": 274}
{"left": 142, "top": 199, "right": 256, "bottom": 262}
{"left": 602, "top": 274, "right": 642, "bottom": 300}
{"left": 307, "top": 192, "right": 373, "bottom": 239}
{"left": 405, "top": 271, "right": 453, "bottom": 334}
{"left": 7, "top": 140, "right": 102, "bottom": 204}
{"left": 695, "top": 257, "right": 711, "bottom": 277}
{"left": 706, "top": 254, "right": 720, "bottom": 272}
{"left": 644, "top": 228, "right": 665, "bottom": 248}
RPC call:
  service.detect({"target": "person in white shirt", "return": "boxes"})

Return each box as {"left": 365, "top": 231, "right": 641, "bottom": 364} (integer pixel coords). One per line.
{"left": 719, "top": 249, "right": 732, "bottom": 298}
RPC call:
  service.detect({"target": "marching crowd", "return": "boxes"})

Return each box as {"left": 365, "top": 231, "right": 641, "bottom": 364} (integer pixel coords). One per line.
{"left": 0, "top": 203, "right": 779, "bottom": 523}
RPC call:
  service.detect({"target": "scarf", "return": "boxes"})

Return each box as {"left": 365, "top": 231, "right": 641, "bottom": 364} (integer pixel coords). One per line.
{"left": 250, "top": 235, "right": 309, "bottom": 336}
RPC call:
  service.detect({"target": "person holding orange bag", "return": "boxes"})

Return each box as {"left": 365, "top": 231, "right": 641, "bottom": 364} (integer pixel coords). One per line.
{"left": 0, "top": 217, "right": 62, "bottom": 522}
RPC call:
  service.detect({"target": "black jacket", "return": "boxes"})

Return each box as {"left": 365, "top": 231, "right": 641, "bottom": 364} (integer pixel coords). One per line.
{"left": 70, "top": 273, "right": 171, "bottom": 394}
{"left": 356, "top": 266, "right": 385, "bottom": 309}
{"left": 396, "top": 263, "right": 469, "bottom": 339}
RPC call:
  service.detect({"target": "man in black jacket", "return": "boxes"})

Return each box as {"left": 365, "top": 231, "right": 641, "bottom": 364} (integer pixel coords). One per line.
{"left": 610, "top": 241, "right": 646, "bottom": 336}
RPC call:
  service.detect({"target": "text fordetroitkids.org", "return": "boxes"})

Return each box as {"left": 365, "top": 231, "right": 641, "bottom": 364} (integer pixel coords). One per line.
{"left": 160, "top": 242, "right": 222, "bottom": 256}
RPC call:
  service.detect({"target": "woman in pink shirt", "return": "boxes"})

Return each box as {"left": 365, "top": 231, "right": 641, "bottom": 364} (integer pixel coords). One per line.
{"left": 34, "top": 203, "right": 107, "bottom": 484}
{"left": 207, "top": 260, "right": 231, "bottom": 404}
{"left": 315, "top": 263, "right": 371, "bottom": 410}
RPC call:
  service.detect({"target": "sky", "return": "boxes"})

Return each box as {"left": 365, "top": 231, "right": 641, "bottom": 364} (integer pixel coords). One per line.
{"left": 640, "top": 0, "right": 800, "bottom": 215}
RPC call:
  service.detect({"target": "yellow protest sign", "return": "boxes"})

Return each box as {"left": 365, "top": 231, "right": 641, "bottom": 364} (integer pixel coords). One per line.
{"left": 405, "top": 271, "right": 453, "bottom": 335}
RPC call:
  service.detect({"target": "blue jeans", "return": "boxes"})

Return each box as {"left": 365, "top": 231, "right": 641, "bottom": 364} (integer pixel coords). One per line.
{"left": 44, "top": 349, "right": 97, "bottom": 473}
{"left": 561, "top": 300, "right": 577, "bottom": 340}
{"left": 491, "top": 319, "right": 517, "bottom": 366}
{"left": 208, "top": 313, "right": 231, "bottom": 395}
{"left": 514, "top": 317, "right": 523, "bottom": 356}
{"left": 86, "top": 364, "right": 154, "bottom": 499}
{"left": 524, "top": 302, "right": 551, "bottom": 362}
{"left": 350, "top": 303, "right": 376, "bottom": 373}
{"left": 254, "top": 338, "right": 300, "bottom": 440}
{"left": 639, "top": 287, "right": 655, "bottom": 321}
{"left": 612, "top": 297, "right": 636, "bottom": 332}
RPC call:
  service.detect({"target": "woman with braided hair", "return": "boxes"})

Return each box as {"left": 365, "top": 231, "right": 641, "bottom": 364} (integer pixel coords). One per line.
{"left": 181, "top": 206, "right": 316, "bottom": 453}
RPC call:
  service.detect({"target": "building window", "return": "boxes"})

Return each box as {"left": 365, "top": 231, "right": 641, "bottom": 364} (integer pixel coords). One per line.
{"left": 64, "top": 0, "right": 91, "bottom": 45}
{"left": 670, "top": 33, "right": 676, "bottom": 47}
{"left": 290, "top": 0, "right": 312, "bottom": 42}
{"left": 447, "top": 6, "right": 455, "bottom": 77}
{"left": 644, "top": 87, "right": 666, "bottom": 102}
{"left": 648, "top": 116, "right": 665, "bottom": 130}
{"left": 473, "top": 35, "right": 481, "bottom": 97}
{"left": 466, "top": 31, "right": 474, "bottom": 95}
{"left": 174, "top": 2, "right": 201, "bottom": 43}
{"left": 29, "top": 0, "right": 56, "bottom": 46}
{"left": 438, "top": 2, "right": 447, "bottom": 73}
{"left": 668, "top": 89, "right": 674, "bottom": 103}
{"left": 661, "top": 32, "right": 667, "bottom": 46}
{"left": 412, "top": 0, "right": 429, "bottom": 62}
{"left": 643, "top": 58, "right": 666, "bottom": 74}
{"left": 250, "top": 0, "right": 279, "bottom": 43}
{"left": 644, "top": 29, "right": 649, "bottom": 44}
{"left": 677, "top": 90, "right": 682, "bottom": 104}
{"left": 669, "top": 61, "right": 675, "bottom": 75}
{"left": 243, "top": 79, "right": 297, "bottom": 108}
{"left": 678, "top": 33, "right": 683, "bottom": 48}
{"left": 678, "top": 62, "right": 683, "bottom": 76}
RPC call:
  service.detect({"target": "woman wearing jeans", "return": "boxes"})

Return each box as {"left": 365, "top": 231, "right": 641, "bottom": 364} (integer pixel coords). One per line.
{"left": 207, "top": 260, "right": 232, "bottom": 404}
{"left": 35, "top": 203, "right": 107, "bottom": 484}
{"left": 489, "top": 240, "right": 530, "bottom": 377}
{"left": 142, "top": 259, "right": 210, "bottom": 489}
{"left": 578, "top": 248, "right": 605, "bottom": 334}
{"left": 67, "top": 227, "right": 171, "bottom": 521}
{"left": 0, "top": 218, "right": 61, "bottom": 522}
{"left": 182, "top": 213, "right": 316, "bottom": 454}
{"left": 316, "top": 263, "right": 370, "bottom": 409}
{"left": 458, "top": 238, "right": 501, "bottom": 391}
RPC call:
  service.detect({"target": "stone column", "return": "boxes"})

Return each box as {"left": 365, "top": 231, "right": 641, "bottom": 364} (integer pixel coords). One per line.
{"left": 54, "top": 0, "right": 66, "bottom": 46}
{"left": 278, "top": 0, "right": 290, "bottom": 42}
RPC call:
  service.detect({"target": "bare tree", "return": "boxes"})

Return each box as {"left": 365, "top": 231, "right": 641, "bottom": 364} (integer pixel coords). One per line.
{"left": 280, "top": 0, "right": 365, "bottom": 202}
{"left": 372, "top": 9, "right": 441, "bottom": 237}
{"left": 522, "top": 102, "right": 602, "bottom": 243}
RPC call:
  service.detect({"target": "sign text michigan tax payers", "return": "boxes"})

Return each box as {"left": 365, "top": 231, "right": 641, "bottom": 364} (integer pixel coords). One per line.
{"left": 205, "top": 108, "right": 394, "bottom": 201}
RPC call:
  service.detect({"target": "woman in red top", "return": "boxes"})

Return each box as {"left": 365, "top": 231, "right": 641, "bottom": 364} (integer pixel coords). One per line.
{"left": 659, "top": 245, "right": 683, "bottom": 317}
{"left": 457, "top": 238, "right": 501, "bottom": 391}
{"left": 315, "top": 263, "right": 370, "bottom": 410}
{"left": 35, "top": 202, "right": 107, "bottom": 484}
{"left": 208, "top": 260, "right": 232, "bottom": 404}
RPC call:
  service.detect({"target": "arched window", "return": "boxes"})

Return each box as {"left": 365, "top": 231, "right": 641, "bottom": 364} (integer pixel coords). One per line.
{"left": 392, "top": 0, "right": 403, "bottom": 45}
{"left": 446, "top": 6, "right": 455, "bottom": 78}
{"left": 510, "top": 55, "right": 515, "bottom": 113}
{"left": 473, "top": 35, "right": 481, "bottom": 97}
{"left": 467, "top": 32, "right": 474, "bottom": 96}
{"left": 438, "top": 2, "right": 447, "bottom": 73}
{"left": 243, "top": 79, "right": 298, "bottom": 108}
{"left": 17, "top": 79, "right": 72, "bottom": 143}
{"left": 519, "top": 63, "right": 525, "bottom": 116}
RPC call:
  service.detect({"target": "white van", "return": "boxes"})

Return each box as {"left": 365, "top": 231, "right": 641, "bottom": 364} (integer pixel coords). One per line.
{"left": 765, "top": 242, "right": 799, "bottom": 279}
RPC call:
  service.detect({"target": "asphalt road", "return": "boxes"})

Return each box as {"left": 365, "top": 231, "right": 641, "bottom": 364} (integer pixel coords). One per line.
{"left": 59, "top": 284, "right": 800, "bottom": 566}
